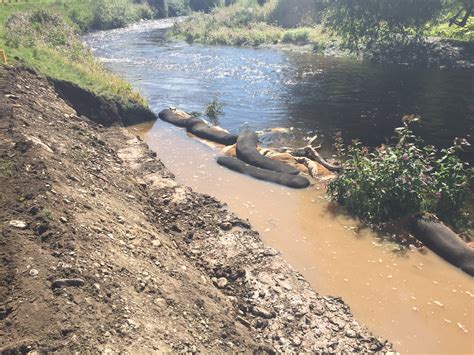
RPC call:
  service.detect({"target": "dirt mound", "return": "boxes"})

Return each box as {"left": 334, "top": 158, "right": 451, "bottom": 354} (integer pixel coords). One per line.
{"left": 0, "top": 65, "right": 394, "bottom": 353}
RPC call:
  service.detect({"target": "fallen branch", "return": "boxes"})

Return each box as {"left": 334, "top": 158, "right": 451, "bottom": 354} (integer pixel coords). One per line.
{"left": 289, "top": 134, "right": 343, "bottom": 172}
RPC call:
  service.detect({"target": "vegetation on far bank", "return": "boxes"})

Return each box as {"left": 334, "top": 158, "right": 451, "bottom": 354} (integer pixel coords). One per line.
{"left": 173, "top": 0, "right": 473, "bottom": 51}
{"left": 172, "top": 0, "right": 333, "bottom": 48}
{"left": 328, "top": 117, "right": 473, "bottom": 231}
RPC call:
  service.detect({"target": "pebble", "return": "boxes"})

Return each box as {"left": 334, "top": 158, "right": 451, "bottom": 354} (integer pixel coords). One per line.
{"left": 9, "top": 220, "right": 27, "bottom": 229}
{"left": 251, "top": 306, "right": 276, "bottom": 319}
{"left": 67, "top": 175, "right": 79, "bottom": 182}
{"left": 215, "top": 277, "right": 228, "bottom": 289}
{"left": 60, "top": 217, "right": 68, "bottom": 223}
{"left": 236, "top": 316, "right": 251, "bottom": 328}
{"left": 345, "top": 329, "right": 357, "bottom": 338}
{"left": 152, "top": 239, "right": 162, "bottom": 247}
{"left": 51, "top": 278, "right": 85, "bottom": 289}
{"left": 29, "top": 269, "right": 39, "bottom": 276}
{"left": 291, "top": 336, "right": 302, "bottom": 346}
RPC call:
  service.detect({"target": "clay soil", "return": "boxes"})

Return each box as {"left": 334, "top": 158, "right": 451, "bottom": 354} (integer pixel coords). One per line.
{"left": 0, "top": 65, "right": 394, "bottom": 353}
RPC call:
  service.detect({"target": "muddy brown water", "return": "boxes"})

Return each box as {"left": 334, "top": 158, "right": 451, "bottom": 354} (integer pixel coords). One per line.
{"left": 131, "top": 121, "right": 473, "bottom": 354}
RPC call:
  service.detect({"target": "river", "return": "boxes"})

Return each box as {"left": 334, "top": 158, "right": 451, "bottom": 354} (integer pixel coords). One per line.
{"left": 84, "top": 19, "right": 474, "bottom": 354}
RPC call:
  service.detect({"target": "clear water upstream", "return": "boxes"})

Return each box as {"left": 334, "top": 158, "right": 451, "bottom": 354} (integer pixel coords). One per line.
{"left": 84, "top": 19, "right": 474, "bottom": 353}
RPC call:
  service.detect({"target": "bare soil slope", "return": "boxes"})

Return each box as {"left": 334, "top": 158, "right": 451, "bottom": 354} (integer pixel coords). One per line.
{"left": 0, "top": 66, "right": 393, "bottom": 353}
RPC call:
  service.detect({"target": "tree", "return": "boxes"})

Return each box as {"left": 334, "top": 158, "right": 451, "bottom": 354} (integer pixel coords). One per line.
{"left": 189, "top": 0, "right": 224, "bottom": 12}
{"left": 446, "top": 0, "right": 472, "bottom": 27}
{"left": 321, "top": 0, "right": 472, "bottom": 51}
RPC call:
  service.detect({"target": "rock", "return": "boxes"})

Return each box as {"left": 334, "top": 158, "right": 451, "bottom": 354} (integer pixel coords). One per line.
{"left": 35, "top": 221, "right": 49, "bottom": 235}
{"left": 67, "top": 174, "right": 80, "bottom": 182}
{"left": 152, "top": 239, "right": 162, "bottom": 247}
{"left": 251, "top": 306, "right": 276, "bottom": 319}
{"left": 291, "top": 336, "right": 302, "bottom": 346}
{"left": 59, "top": 216, "right": 68, "bottom": 223}
{"left": 9, "top": 220, "right": 27, "bottom": 229}
{"left": 171, "top": 224, "right": 182, "bottom": 233}
{"left": 26, "top": 135, "right": 53, "bottom": 153}
{"left": 220, "top": 222, "right": 233, "bottom": 231}
{"left": 29, "top": 269, "right": 39, "bottom": 276}
{"left": 236, "top": 316, "right": 251, "bottom": 328}
{"left": 215, "top": 277, "right": 228, "bottom": 289}
{"left": 346, "top": 329, "right": 358, "bottom": 338}
{"left": 51, "top": 278, "right": 85, "bottom": 289}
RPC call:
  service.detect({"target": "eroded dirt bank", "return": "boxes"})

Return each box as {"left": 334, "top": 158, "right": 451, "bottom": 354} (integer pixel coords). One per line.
{"left": 0, "top": 66, "right": 393, "bottom": 353}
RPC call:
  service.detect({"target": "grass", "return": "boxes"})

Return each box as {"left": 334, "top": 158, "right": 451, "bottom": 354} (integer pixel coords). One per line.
{"left": 281, "top": 28, "right": 310, "bottom": 44}
{"left": 0, "top": 158, "right": 15, "bottom": 177}
{"left": 41, "top": 207, "right": 53, "bottom": 220}
{"left": 0, "top": 1, "right": 151, "bottom": 105}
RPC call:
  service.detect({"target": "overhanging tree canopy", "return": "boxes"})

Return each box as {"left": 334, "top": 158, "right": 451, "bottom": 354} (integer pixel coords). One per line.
{"left": 321, "top": 0, "right": 472, "bottom": 50}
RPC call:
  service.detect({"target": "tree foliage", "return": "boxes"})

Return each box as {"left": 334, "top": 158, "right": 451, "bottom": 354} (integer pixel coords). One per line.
{"left": 149, "top": 0, "right": 224, "bottom": 16}
{"left": 321, "top": 0, "right": 473, "bottom": 50}
{"left": 190, "top": 0, "right": 224, "bottom": 12}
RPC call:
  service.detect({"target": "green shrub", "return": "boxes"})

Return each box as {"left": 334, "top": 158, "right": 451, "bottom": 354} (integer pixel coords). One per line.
{"left": 282, "top": 28, "right": 310, "bottom": 43}
{"left": 327, "top": 116, "right": 473, "bottom": 228}
{"left": 204, "top": 95, "right": 224, "bottom": 120}
{"left": 135, "top": 3, "right": 155, "bottom": 20}
{"left": 312, "top": 38, "right": 326, "bottom": 53}
{"left": 167, "top": 0, "right": 192, "bottom": 16}
{"left": 5, "top": 10, "right": 77, "bottom": 48}
{"left": 91, "top": 0, "right": 154, "bottom": 30}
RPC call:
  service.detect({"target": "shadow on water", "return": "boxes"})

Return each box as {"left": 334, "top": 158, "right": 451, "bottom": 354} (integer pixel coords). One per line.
{"left": 282, "top": 52, "right": 474, "bottom": 160}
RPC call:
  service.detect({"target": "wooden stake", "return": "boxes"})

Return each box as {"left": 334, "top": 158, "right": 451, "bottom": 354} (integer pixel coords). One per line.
{"left": 0, "top": 49, "right": 7, "bottom": 65}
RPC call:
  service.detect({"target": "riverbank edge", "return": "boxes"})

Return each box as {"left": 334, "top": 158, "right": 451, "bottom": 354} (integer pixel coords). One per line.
{"left": 0, "top": 4, "right": 155, "bottom": 110}
{"left": 0, "top": 64, "right": 395, "bottom": 352}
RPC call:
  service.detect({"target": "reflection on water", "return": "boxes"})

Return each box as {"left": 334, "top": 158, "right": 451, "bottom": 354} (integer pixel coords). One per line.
{"left": 85, "top": 19, "right": 474, "bottom": 353}
{"left": 85, "top": 20, "right": 474, "bottom": 161}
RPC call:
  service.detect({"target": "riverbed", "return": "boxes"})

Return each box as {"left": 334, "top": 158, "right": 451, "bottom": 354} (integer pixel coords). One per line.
{"left": 84, "top": 19, "right": 474, "bottom": 353}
